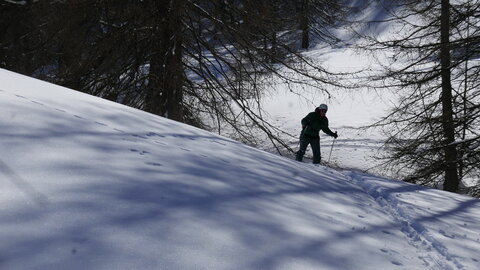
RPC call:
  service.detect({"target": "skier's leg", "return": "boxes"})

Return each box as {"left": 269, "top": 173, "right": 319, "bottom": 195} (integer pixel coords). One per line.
{"left": 311, "top": 137, "right": 321, "bottom": 164}
{"left": 296, "top": 137, "right": 309, "bottom": 161}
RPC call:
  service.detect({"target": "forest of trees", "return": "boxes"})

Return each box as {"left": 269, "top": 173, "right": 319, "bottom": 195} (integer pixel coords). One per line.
{"left": 1, "top": 0, "right": 479, "bottom": 197}
{"left": 0, "top": 0, "right": 349, "bottom": 150}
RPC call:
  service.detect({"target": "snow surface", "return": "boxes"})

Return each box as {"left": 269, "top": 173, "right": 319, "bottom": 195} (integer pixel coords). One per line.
{"left": 0, "top": 68, "right": 479, "bottom": 270}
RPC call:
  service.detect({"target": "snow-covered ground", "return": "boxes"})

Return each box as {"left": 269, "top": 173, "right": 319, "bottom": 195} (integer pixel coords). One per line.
{"left": 1, "top": 68, "right": 479, "bottom": 270}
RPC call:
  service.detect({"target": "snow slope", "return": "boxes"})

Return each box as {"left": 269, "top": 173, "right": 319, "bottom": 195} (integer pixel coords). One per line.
{"left": 0, "top": 68, "right": 479, "bottom": 270}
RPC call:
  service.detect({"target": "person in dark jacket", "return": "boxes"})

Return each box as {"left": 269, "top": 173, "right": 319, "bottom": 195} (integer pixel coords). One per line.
{"left": 295, "top": 103, "right": 338, "bottom": 164}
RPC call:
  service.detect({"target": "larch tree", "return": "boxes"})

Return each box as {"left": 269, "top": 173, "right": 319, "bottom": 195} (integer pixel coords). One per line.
{"left": 358, "top": 0, "right": 480, "bottom": 194}
{"left": 0, "top": 0, "right": 351, "bottom": 153}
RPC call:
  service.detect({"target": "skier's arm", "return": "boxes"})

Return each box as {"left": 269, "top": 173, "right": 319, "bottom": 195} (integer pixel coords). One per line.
{"left": 321, "top": 118, "right": 338, "bottom": 138}
{"left": 322, "top": 127, "right": 336, "bottom": 137}
{"left": 301, "top": 114, "right": 312, "bottom": 129}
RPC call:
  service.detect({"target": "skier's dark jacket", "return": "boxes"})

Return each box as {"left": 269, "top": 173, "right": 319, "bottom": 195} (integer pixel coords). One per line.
{"left": 301, "top": 107, "right": 336, "bottom": 138}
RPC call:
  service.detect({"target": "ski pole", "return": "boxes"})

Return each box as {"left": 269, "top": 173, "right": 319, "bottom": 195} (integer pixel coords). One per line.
{"left": 327, "top": 138, "right": 336, "bottom": 163}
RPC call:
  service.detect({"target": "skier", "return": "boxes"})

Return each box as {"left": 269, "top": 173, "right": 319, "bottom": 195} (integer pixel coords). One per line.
{"left": 295, "top": 104, "right": 338, "bottom": 164}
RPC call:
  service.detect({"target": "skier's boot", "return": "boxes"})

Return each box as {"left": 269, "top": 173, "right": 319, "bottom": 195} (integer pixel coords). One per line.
{"left": 295, "top": 150, "right": 305, "bottom": 162}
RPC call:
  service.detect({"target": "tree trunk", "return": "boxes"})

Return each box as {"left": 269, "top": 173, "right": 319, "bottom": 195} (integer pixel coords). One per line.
{"left": 145, "top": 0, "right": 184, "bottom": 122}
{"left": 440, "top": 0, "right": 459, "bottom": 192}
{"left": 300, "top": 0, "right": 310, "bottom": 49}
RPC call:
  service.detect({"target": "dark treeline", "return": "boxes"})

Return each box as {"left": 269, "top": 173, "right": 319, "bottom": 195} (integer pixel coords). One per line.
{"left": 0, "top": 0, "right": 349, "bottom": 151}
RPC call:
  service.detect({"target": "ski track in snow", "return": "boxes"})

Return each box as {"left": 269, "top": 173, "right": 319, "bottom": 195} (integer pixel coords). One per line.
{"left": 346, "top": 171, "right": 465, "bottom": 270}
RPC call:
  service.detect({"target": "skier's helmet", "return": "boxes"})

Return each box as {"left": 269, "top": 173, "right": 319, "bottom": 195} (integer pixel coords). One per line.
{"left": 318, "top": 104, "right": 328, "bottom": 111}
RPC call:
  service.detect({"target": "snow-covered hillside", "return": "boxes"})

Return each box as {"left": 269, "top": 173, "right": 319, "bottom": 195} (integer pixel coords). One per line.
{"left": 1, "top": 68, "right": 479, "bottom": 270}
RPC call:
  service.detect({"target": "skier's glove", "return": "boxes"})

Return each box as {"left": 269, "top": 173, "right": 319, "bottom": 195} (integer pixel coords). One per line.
{"left": 333, "top": 131, "right": 338, "bottom": 139}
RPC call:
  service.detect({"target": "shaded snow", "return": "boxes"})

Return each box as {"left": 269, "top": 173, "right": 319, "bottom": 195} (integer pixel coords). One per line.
{"left": 0, "top": 69, "right": 479, "bottom": 269}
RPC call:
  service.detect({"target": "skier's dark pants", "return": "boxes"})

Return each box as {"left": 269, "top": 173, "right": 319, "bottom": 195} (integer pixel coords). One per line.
{"left": 296, "top": 135, "right": 321, "bottom": 164}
